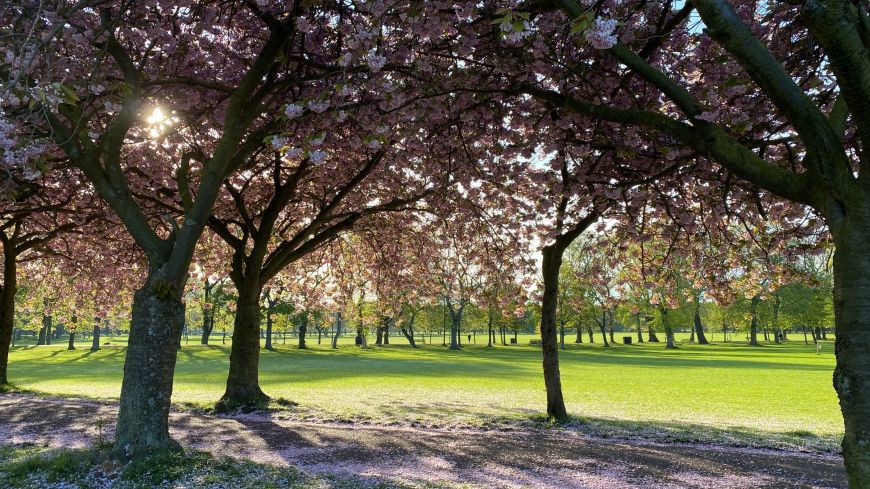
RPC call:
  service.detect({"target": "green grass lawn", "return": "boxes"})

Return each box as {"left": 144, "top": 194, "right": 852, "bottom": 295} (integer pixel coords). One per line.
{"left": 5, "top": 331, "right": 842, "bottom": 450}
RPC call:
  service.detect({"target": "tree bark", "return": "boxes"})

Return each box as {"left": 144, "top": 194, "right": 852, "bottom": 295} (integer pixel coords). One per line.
{"left": 400, "top": 326, "right": 417, "bottom": 348}
{"left": 0, "top": 246, "right": 16, "bottom": 385}
{"left": 598, "top": 311, "right": 610, "bottom": 347}
{"left": 487, "top": 307, "right": 494, "bottom": 347}
{"left": 830, "top": 218, "right": 870, "bottom": 485}
{"left": 298, "top": 312, "right": 307, "bottom": 349}
{"left": 661, "top": 307, "right": 676, "bottom": 349}
{"left": 647, "top": 325, "right": 660, "bottom": 342}
{"left": 217, "top": 278, "right": 268, "bottom": 411}
{"left": 113, "top": 284, "right": 185, "bottom": 457}
{"left": 587, "top": 326, "right": 594, "bottom": 343}
{"left": 446, "top": 298, "right": 463, "bottom": 350}
{"left": 90, "top": 318, "right": 101, "bottom": 351}
{"left": 332, "top": 313, "right": 342, "bottom": 349}
{"left": 375, "top": 321, "right": 384, "bottom": 346}
{"left": 636, "top": 314, "right": 644, "bottom": 343}
{"left": 539, "top": 245, "right": 568, "bottom": 421}
{"left": 559, "top": 320, "right": 566, "bottom": 350}
{"left": 694, "top": 301, "right": 709, "bottom": 344}
{"left": 749, "top": 295, "right": 760, "bottom": 346}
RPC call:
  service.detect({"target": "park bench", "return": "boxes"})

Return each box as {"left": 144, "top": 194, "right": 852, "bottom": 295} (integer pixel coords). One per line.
{"left": 529, "top": 339, "right": 542, "bottom": 346}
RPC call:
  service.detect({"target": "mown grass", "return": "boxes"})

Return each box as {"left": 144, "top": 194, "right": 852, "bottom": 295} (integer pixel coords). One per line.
{"left": 0, "top": 443, "right": 416, "bottom": 489}
{"left": 5, "top": 331, "right": 842, "bottom": 451}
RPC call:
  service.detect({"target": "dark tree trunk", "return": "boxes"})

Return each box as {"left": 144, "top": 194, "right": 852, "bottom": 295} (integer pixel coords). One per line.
{"left": 587, "top": 326, "right": 594, "bottom": 343}
{"left": 383, "top": 322, "right": 390, "bottom": 345}
{"left": 689, "top": 326, "right": 695, "bottom": 343}
{"left": 400, "top": 326, "right": 417, "bottom": 348}
{"left": 298, "top": 313, "right": 307, "bottom": 349}
{"left": 264, "top": 292, "right": 276, "bottom": 351}
{"left": 803, "top": 326, "right": 809, "bottom": 345}
{"left": 37, "top": 325, "right": 46, "bottom": 345}
{"left": 67, "top": 332, "right": 76, "bottom": 350}
{"left": 661, "top": 307, "right": 676, "bottom": 349}
{"left": 694, "top": 302, "right": 709, "bottom": 344}
{"left": 598, "top": 310, "right": 609, "bottom": 347}
{"left": 200, "top": 309, "right": 213, "bottom": 345}
{"left": 217, "top": 278, "right": 268, "bottom": 411}
{"left": 332, "top": 313, "right": 342, "bottom": 349}
{"left": 90, "top": 318, "right": 101, "bottom": 351}
{"left": 559, "top": 321, "right": 566, "bottom": 350}
{"left": 576, "top": 321, "right": 583, "bottom": 343}
{"left": 446, "top": 299, "right": 463, "bottom": 350}
{"left": 375, "top": 322, "right": 384, "bottom": 346}
{"left": 487, "top": 307, "right": 493, "bottom": 347}
{"left": 830, "top": 220, "right": 870, "bottom": 484}
{"left": 0, "top": 247, "right": 16, "bottom": 386}
{"left": 200, "top": 280, "right": 215, "bottom": 345}
{"left": 773, "top": 292, "right": 781, "bottom": 344}
{"left": 647, "top": 326, "right": 660, "bottom": 342}
{"left": 539, "top": 245, "right": 568, "bottom": 420}
{"left": 113, "top": 283, "right": 185, "bottom": 457}
{"left": 749, "top": 295, "right": 760, "bottom": 346}
{"left": 665, "top": 327, "right": 676, "bottom": 349}
{"left": 636, "top": 315, "right": 644, "bottom": 343}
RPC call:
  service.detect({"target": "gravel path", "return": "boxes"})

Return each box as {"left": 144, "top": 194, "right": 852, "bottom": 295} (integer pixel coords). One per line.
{"left": 0, "top": 393, "right": 847, "bottom": 488}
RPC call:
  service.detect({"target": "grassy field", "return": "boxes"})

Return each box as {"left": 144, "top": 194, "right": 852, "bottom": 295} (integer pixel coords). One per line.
{"left": 5, "top": 331, "right": 842, "bottom": 450}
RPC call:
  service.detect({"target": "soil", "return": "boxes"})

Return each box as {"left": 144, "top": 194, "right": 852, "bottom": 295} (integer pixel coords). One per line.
{"left": 0, "top": 393, "right": 847, "bottom": 488}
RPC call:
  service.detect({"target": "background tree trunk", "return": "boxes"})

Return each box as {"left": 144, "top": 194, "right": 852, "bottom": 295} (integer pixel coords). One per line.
{"left": 298, "top": 313, "right": 307, "bottom": 349}
{"left": 749, "top": 295, "right": 760, "bottom": 346}
{"left": 217, "top": 278, "right": 268, "bottom": 411}
{"left": 90, "top": 318, "right": 101, "bottom": 352}
{"left": 694, "top": 302, "right": 709, "bottom": 344}
{"left": 647, "top": 326, "right": 660, "bottom": 342}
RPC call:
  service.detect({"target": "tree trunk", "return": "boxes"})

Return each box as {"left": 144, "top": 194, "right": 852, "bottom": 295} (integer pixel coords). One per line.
{"left": 0, "top": 248, "right": 16, "bottom": 386}
{"left": 217, "top": 278, "right": 268, "bottom": 411}
{"left": 665, "top": 327, "right": 676, "bottom": 349}
{"left": 113, "top": 283, "right": 186, "bottom": 457}
{"left": 598, "top": 310, "right": 609, "bottom": 347}
{"left": 200, "top": 281, "right": 214, "bottom": 345}
{"left": 647, "top": 326, "right": 660, "bottom": 342}
{"left": 661, "top": 307, "right": 676, "bottom": 349}
{"left": 689, "top": 326, "right": 695, "bottom": 343}
{"left": 694, "top": 302, "right": 709, "bottom": 344}
{"left": 375, "top": 322, "right": 384, "bottom": 346}
{"left": 37, "top": 324, "right": 46, "bottom": 345}
{"left": 400, "top": 326, "right": 417, "bottom": 348}
{"left": 487, "top": 307, "right": 493, "bottom": 347}
{"left": 539, "top": 245, "right": 568, "bottom": 420}
{"left": 636, "top": 315, "right": 644, "bottom": 343}
{"left": 576, "top": 321, "right": 583, "bottom": 343}
{"left": 264, "top": 297, "right": 274, "bottom": 351}
{"left": 559, "top": 321, "right": 566, "bottom": 350}
{"left": 830, "top": 219, "right": 870, "bottom": 485}
{"left": 587, "top": 326, "right": 594, "bottom": 343}
{"left": 90, "top": 318, "right": 101, "bottom": 351}
{"left": 803, "top": 326, "right": 809, "bottom": 345}
{"left": 447, "top": 300, "right": 463, "bottom": 350}
{"left": 383, "top": 321, "right": 390, "bottom": 345}
{"left": 332, "top": 313, "right": 342, "bottom": 349}
{"left": 298, "top": 313, "right": 307, "bottom": 349}
{"left": 749, "top": 295, "right": 760, "bottom": 346}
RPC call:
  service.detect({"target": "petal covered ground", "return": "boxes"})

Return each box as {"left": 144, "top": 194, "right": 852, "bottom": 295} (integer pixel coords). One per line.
{"left": 0, "top": 394, "right": 846, "bottom": 488}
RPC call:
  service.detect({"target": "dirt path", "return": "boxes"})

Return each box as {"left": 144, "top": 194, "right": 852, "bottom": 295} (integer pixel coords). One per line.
{"left": 0, "top": 394, "right": 846, "bottom": 488}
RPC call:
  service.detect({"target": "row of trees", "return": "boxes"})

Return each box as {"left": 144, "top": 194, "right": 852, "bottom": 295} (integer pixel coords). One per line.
{"left": 2, "top": 0, "right": 869, "bottom": 484}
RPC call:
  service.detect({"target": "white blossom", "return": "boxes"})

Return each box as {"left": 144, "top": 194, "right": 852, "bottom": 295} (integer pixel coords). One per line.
{"left": 585, "top": 18, "right": 618, "bottom": 50}
{"left": 284, "top": 103, "right": 304, "bottom": 119}
{"left": 367, "top": 49, "right": 387, "bottom": 72}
